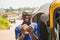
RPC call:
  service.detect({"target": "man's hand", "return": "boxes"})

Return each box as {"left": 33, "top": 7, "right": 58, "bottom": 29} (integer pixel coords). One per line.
{"left": 20, "top": 24, "right": 39, "bottom": 40}
{"left": 20, "top": 24, "right": 34, "bottom": 35}
{"left": 28, "top": 25, "right": 34, "bottom": 34}
{"left": 19, "top": 24, "right": 29, "bottom": 40}
{"left": 28, "top": 25, "right": 39, "bottom": 40}
{"left": 20, "top": 24, "right": 29, "bottom": 35}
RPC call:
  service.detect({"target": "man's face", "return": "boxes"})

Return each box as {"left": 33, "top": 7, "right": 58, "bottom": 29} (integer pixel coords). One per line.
{"left": 22, "top": 12, "right": 31, "bottom": 22}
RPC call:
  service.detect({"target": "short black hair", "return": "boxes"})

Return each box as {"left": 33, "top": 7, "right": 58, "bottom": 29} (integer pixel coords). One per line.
{"left": 22, "top": 11, "right": 32, "bottom": 16}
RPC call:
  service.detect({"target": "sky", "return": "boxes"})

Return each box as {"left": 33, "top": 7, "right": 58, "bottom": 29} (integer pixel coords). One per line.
{"left": 0, "top": 0, "right": 54, "bottom": 9}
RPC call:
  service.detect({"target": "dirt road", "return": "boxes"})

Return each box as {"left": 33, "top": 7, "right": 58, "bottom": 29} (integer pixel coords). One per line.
{"left": 0, "top": 20, "right": 23, "bottom": 40}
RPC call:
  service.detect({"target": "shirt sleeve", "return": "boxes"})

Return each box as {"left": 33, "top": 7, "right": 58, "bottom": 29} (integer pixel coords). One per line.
{"left": 34, "top": 23, "right": 40, "bottom": 35}
{"left": 15, "top": 25, "right": 21, "bottom": 39}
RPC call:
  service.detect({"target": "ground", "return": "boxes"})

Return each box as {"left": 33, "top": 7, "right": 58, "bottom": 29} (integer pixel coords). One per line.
{"left": 0, "top": 20, "right": 23, "bottom": 40}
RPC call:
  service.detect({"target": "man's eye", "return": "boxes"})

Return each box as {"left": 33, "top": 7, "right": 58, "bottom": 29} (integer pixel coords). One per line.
{"left": 27, "top": 15, "right": 30, "bottom": 16}
{"left": 23, "top": 15, "right": 26, "bottom": 16}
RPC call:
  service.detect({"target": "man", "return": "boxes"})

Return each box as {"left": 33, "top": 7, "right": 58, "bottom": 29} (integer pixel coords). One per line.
{"left": 15, "top": 11, "right": 40, "bottom": 40}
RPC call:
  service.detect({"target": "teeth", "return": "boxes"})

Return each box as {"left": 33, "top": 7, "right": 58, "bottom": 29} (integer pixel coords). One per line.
{"left": 25, "top": 19, "right": 28, "bottom": 20}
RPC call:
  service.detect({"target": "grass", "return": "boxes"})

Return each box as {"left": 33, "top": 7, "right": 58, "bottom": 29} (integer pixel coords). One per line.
{"left": 0, "top": 16, "right": 9, "bottom": 30}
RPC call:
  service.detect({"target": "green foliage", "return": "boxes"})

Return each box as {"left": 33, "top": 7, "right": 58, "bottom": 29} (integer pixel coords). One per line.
{"left": 0, "top": 16, "right": 9, "bottom": 30}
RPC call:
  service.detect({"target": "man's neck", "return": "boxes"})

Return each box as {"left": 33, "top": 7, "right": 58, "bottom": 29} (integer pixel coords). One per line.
{"left": 22, "top": 21, "right": 31, "bottom": 26}
{"left": 24, "top": 22, "right": 29, "bottom": 24}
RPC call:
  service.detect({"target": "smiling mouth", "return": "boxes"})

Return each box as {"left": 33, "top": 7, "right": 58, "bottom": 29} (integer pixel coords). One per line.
{"left": 25, "top": 19, "right": 29, "bottom": 21}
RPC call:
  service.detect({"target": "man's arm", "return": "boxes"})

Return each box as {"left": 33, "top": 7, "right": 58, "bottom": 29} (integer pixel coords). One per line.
{"left": 18, "top": 34, "right": 25, "bottom": 40}
{"left": 30, "top": 33, "right": 39, "bottom": 40}
{"left": 15, "top": 28, "right": 20, "bottom": 40}
{"left": 19, "top": 24, "right": 29, "bottom": 40}
{"left": 15, "top": 26, "right": 25, "bottom": 40}
{"left": 28, "top": 25, "right": 39, "bottom": 40}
